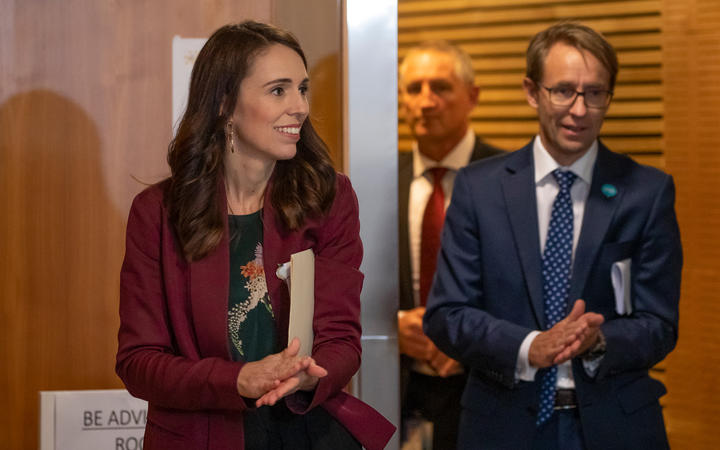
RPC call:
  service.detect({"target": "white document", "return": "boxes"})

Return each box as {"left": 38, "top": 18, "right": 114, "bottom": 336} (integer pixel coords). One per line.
{"left": 611, "top": 258, "right": 632, "bottom": 315}
{"left": 277, "top": 249, "right": 315, "bottom": 357}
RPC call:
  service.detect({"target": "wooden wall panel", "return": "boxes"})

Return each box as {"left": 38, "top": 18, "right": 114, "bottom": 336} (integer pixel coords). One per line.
{"left": 0, "top": 2, "right": 271, "bottom": 449}
{"left": 398, "top": 0, "right": 663, "bottom": 162}
{"left": 272, "top": 0, "right": 344, "bottom": 168}
{"left": 662, "top": 0, "right": 720, "bottom": 448}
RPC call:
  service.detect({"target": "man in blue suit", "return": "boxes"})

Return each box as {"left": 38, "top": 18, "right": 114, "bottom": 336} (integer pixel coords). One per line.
{"left": 424, "top": 22, "right": 681, "bottom": 449}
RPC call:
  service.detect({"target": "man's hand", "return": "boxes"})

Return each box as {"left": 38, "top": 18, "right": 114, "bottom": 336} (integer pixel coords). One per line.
{"left": 428, "top": 346, "right": 464, "bottom": 377}
{"left": 399, "top": 307, "right": 464, "bottom": 376}
{"left": 529, "top": 299, "right": 604, "bottom": 368}
{"left": 398, "top": 307, "right": 434, "bottom": 360}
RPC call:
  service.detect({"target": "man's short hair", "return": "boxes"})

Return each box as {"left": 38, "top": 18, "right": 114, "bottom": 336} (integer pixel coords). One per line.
{"left": 399, "top": 40, "right": 475, "bottom": 86}
{"left": 526, "top": 22, "right": 619, "bottom": 91}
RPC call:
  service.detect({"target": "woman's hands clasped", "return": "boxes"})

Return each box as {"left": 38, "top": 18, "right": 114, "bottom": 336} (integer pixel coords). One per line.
{"left": 235, "top": 337, "right": 327, "bottom": 407}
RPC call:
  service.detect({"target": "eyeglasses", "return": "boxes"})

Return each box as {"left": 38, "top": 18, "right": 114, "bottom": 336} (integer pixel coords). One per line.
{"left": 540, "top": 84, "right": 613, "bottom": 109}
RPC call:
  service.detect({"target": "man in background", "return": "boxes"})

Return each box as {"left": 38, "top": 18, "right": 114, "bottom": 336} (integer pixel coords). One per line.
{"left": 424, "top": 22, "right": 682, "bottom": 449}
{"left": 397, "top": 41, "right": 503, "bottom": 449}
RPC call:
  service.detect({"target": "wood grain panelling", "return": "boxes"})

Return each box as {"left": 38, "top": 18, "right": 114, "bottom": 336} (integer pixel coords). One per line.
{"left": 272, "top": 0, "right": 344, "bottom": 168}
{"left": 398, "top": 0, "right": 664, "bottom": 167}
{"left": 0, "top": 2, "right": 271, "bottom": 449}
{"left": 662, "top": 1, "right": 720, "bottom": 448}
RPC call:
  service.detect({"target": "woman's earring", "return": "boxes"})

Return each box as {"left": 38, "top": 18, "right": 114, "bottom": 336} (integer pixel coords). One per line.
{"left": 226, "top": 121, "right": 235, "bottom": 153}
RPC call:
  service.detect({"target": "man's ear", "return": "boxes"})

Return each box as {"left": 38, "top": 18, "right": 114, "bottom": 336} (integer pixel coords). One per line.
{"left": 461, "top": 84, "right": 480, "bottom": 116}
{"left": 523, "top": 77, "right": 539, "bottom": 109}
{"left": 468, "top": 84, "right": 480, "bottom": 106}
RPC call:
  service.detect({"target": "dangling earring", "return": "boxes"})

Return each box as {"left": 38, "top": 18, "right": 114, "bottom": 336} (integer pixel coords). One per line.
{"left": 226, "top": 121, "right": 235, "bottom": 153}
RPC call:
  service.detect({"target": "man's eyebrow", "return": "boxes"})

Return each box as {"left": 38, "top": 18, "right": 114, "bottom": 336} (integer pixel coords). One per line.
{"left": 552, "top": 81, "right": 607, "bottom": 88}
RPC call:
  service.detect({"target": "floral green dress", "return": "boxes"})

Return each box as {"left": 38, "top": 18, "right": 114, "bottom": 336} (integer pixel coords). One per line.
{"left": 227, "top": 211, "right": 277, "bottom": 363}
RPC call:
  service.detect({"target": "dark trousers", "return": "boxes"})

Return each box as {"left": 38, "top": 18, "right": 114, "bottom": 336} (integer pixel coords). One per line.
{"left": 243, "top": 402, "right": 361, "bottom": 450}
{"left": 532, "top": 409, "right": 586, "bottom": 450}
{"left": 402, "top": 370, "right": 467, "bottom": 450}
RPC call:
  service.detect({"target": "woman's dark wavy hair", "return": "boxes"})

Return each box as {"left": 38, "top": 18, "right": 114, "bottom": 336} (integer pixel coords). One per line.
{"left": 166, "top": 21, "right": 336, "bottom": 262}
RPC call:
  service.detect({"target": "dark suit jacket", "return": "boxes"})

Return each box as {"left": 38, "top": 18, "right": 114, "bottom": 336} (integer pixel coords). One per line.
{"left": 424, "top": 140, "right": 682, "bottom": 449}
{"left": 398, "top": 135, "right": 504, "bottom": 311}
{"left": 116, "top": 173, "right": 394, "bottom": 450}
{"left": 398, "top": 136, "right": 503, "bottom": 402}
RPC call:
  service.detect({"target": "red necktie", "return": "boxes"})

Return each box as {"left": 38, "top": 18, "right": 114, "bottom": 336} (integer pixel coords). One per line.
{"left": 420, "top": 167, "right": 447, "bottom": 306}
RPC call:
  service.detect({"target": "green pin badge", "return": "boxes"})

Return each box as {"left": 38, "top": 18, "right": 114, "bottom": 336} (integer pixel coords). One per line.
{"left": 601, "top": 184, "right": 617, "bottom": 198}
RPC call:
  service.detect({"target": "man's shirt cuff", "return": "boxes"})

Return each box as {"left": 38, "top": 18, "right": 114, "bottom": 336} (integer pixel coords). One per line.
{"left": 515, "top": 330, "right": 541, "bottom": 381}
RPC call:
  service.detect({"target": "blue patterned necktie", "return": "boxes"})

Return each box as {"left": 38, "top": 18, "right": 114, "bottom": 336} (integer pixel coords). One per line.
{"left": 537, "top": 169, "right": 577, "bottom": 426}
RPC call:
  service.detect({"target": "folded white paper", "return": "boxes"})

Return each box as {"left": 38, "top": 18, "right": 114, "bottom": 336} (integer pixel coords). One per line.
{"left": 277, "top": 249, "right": 315, "bottom": 357}
{"left": 611, "top": 258, "right": 632, "bottom": 315}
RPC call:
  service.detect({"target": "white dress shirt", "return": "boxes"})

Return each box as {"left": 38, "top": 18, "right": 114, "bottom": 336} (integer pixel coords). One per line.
{"left": 515, "top": 136, "right": 598, "bottom": 389}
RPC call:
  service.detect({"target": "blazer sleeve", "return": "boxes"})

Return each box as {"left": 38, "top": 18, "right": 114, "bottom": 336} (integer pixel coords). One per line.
{"left": 286, "top": 174, "right": 364, "bottom": 412}
{"left": 595, "top": 174, "right": 682, "bottom": 380}
{"left": 116, "top": 188, "right": 247, "bottom": 411}
{"left": 423, "top": 169, "right": 531, "bottom": 387}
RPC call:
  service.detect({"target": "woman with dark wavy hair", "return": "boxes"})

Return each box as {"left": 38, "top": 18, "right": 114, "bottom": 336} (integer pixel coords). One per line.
{"left": 116, "top": 21, "right": 393, "bottom": 450}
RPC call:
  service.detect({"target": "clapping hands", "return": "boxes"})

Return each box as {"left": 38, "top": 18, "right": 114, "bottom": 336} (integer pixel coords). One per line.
{"left": 235, "top": 337, "right": 327, "bottom": 407}
{"left": 528, "top": 299, "right": 604, "bottom": 368}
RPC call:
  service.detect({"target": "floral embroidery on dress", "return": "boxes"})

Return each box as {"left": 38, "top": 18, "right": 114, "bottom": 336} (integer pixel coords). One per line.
{"left": 228, "top": 243, "right": 274, "bottom": 357}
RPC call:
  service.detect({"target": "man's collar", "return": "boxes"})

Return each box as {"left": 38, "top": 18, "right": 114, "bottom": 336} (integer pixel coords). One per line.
{"left": 533, "top": 136, "right": 598, "bottom": 185}
{"left": 413, "top": 128, "right": 475, "bottom": 178}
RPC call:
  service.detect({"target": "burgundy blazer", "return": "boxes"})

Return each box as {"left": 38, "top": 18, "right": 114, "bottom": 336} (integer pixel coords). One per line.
{"left": 116, "top": 173, "right": 394, "bottom": 449}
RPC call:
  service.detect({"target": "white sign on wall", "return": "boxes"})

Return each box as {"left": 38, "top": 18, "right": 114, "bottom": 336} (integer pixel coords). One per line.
{"left": 171, "top": 36, "right": 207, "bottom": 132}
{"left": 40, "top": 390, "right": 148, "bottom": 450}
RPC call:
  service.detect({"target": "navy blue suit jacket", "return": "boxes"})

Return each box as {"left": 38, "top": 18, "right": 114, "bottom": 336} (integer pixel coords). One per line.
{"left": 424, "top": 140, "right": 681, "bottom": 449}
